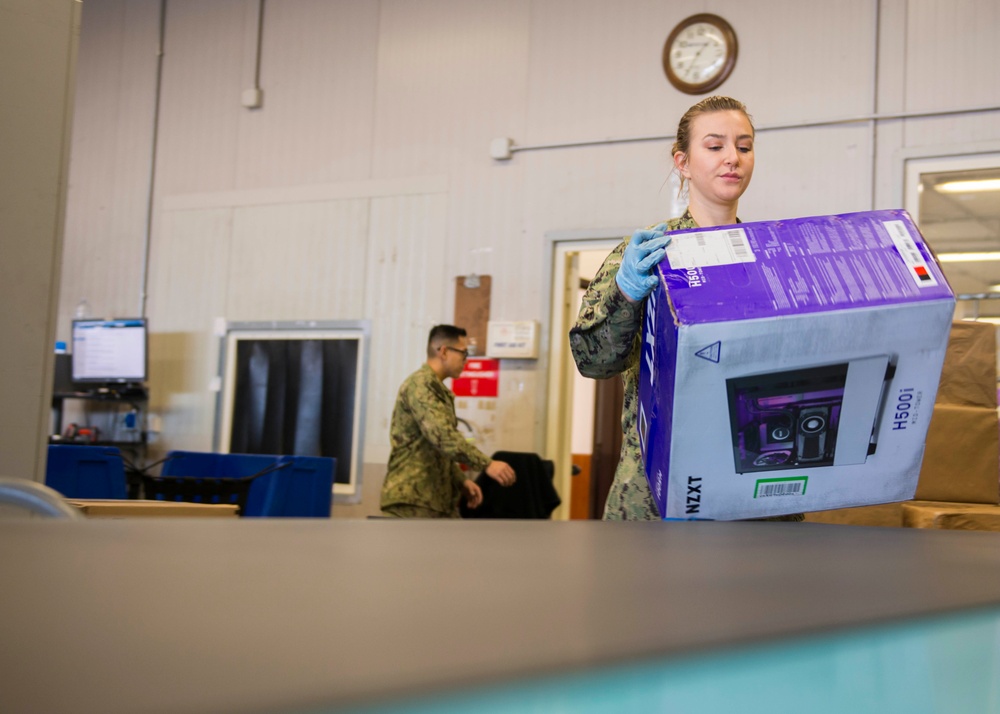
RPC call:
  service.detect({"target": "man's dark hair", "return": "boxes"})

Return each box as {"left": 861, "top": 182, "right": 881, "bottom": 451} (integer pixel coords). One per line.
{"left": 427, "top": 324, "right": 466, "bottom": 357}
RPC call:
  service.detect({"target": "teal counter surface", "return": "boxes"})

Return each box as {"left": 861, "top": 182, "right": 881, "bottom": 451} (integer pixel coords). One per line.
{"left": 349, "top": 607, "right": 1000, "bottom": 714}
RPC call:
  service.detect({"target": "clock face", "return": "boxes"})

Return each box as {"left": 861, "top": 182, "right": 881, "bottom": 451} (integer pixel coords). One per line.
{"left": 669, "top": 22, "right": 728, "bottom": 85}
{"left": 663, "top": 14, "right": 737, "bottom": 94}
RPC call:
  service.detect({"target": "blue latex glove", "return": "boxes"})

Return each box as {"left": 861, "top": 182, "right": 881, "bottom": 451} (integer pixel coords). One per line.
{"left": 615, "top": 223, "right": 672, "bottom": 302}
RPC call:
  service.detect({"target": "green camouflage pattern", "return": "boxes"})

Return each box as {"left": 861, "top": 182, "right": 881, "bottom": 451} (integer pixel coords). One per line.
{"left": 381, "top": 503, "right": 460, "bottom": 519}
{"left": 380, "top": 364, "right": 491, "bottom": 517}
{"left": 569, "top": 213, "right": 696, "bottom": 520}
{"left": 569, "top": 212, "right": 807, "bottom": 522}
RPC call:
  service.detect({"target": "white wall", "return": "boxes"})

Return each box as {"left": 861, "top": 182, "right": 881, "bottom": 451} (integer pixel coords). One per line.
{"left": 58, "top": 0, "right": 1000, "bottom": 511}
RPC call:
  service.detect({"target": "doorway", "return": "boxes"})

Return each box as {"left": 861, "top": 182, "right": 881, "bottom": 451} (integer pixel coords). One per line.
{"left": 545, "top": 238, "right": 623, "bottom": 519}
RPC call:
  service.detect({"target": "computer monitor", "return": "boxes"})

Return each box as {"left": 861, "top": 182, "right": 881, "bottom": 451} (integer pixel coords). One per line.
{"left": 71, "top": 318, "right": 148, "bottom": 384}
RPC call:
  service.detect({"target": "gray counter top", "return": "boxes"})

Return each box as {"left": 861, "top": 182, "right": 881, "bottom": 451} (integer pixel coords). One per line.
{"left": 2, "top": 519, "right": 999, "bottom": 713}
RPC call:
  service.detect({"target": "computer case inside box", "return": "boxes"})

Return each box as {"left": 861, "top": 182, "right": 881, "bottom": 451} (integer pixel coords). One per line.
{"left": 726, "top": 356, "right": 895, "bottom": 474}
{"left": 728, "top": 363, "right": 845, "bottom": 472}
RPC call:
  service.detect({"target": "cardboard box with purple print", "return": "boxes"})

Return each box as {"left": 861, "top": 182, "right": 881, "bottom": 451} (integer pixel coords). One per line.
{"left": 638, "top": 210, "right": 955, "bottom": 520}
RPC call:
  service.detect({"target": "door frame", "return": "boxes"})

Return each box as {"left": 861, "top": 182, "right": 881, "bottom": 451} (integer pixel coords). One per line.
{"left": 542, "top": 231, "right": 627, "bottom": 520}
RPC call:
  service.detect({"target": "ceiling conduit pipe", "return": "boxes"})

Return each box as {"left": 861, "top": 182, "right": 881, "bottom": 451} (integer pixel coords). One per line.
{"left": 491, "top": 104, "right": 1000, "bottom": 159}
{"left": 138, "top": 0, "right": 167, "bottom": 318}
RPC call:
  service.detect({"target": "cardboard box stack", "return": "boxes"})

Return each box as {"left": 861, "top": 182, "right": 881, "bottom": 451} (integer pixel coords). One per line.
{"left": 806, "top": 319, "right": 1000, "bottom": 528}
{"left": 901, "top": 501, "right": 1000, "bottom": 531}
{"left": 915, "top": 319, "right": 1000, "bottom": 503}
{"left": 639, "top": 210, "right": 955, "bottom": 520}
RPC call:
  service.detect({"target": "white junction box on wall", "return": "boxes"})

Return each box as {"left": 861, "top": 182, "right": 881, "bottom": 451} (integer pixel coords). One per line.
{"left": 486, "top": 320, "right": 540, "bottom": 359}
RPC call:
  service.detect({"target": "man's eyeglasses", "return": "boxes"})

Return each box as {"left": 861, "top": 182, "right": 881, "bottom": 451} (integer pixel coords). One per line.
{"left": 444, "top": 346, "right": 470, "bottom": 359}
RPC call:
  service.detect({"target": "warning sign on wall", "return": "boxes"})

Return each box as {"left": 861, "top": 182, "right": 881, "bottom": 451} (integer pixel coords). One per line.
{"left": 451, "top": 359, "right": 499, "bottom": 398}
{"left": 452, "top": 359, "right": 500, "bottom": 456}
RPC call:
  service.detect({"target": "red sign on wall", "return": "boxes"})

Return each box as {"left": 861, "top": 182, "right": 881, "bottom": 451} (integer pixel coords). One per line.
{"left": 451, "top": 359, "right": 500, "bottom": 398}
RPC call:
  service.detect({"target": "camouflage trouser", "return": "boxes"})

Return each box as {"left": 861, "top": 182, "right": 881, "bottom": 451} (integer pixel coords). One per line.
{"left": 748, "top": 513, "right": 805, "bottom": 522}
{"left": 381, "top": 503, "right": 459, "bottom": 519}
{"left": 603, "top": 441, "right": 662, "bottom": 521}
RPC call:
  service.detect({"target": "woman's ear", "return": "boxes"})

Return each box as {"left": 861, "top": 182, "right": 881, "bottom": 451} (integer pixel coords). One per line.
{"left": 673, "top": 151, "right": 689, "bottom": 178}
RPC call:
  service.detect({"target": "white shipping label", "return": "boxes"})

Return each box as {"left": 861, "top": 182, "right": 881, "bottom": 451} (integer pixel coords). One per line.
{"left": 884, "top": 220, "right": 938, "bottom": 288}
{"left": 664, "top": 227, "right": 755, "bottom": 269}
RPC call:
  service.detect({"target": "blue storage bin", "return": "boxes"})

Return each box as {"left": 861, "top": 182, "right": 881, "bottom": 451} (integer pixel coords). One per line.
{"left": 158, "top": 451, "right": 334, "bottom": 518}
{"left": 46, "top": 445, "right": 128, "bottom": 500}
{"left": 243, "top": 455, "right": 335, "bottom": 518}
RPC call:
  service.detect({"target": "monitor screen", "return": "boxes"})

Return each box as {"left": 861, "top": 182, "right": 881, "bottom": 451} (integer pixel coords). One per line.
{"left": 71, "top": 318, "right": 148, "bottom": 383}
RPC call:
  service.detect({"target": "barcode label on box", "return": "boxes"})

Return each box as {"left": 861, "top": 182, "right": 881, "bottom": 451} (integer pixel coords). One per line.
{"left": 885, "top": 220, "right": 938, "bottom": 288}
{"left": 665, "top": 227, "right": 755, "bottom": 269}
{"left": 754, "top": 476, "right": 808, "bottom": 498}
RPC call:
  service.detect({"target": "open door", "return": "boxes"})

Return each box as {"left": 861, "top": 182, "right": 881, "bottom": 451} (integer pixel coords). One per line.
{"left": 589, "top": 374, "right": 624, "bottom": 518}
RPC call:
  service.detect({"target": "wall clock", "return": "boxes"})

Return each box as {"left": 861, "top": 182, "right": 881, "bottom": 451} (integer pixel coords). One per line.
{"left": 663, "top": 14, "right": 738, "bottom": 95}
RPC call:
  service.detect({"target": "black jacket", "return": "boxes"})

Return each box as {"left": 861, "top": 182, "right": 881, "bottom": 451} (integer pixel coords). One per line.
{"left": 460, "top": 451, "right": 561, "bottom": 519}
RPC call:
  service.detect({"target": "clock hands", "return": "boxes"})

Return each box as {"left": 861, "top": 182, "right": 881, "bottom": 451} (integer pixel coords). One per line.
{"left": 686, "top": 42, "right": 710, "bottom": 80}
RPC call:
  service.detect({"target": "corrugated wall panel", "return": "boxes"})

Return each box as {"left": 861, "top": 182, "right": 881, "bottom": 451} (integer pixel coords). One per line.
{"left": 442, "top": 164, "right": 527, "bottom": 316}
{"left": 372, "top": 0, "right": 531, "bottom": 178}
{"left": 59, "top": 0, "right": 159, "bottom": 335}
{"left": 154, "top": 0, "right": 247, "bottom": 195}
{"left": 905, "top": 0, "right": 1000, "bottom": 113}
{"left": 521, "top": 142, "right": 675, "bottom": 243}
{"left": 235, "top": 0, "right": 380, "bottom": 188}
{"left": 147, "top": 208, "right": 234, "bottom": 331}
{"left": 145, "top": 207, "right": 234, "bottom": 455}
{"left": 225, "top": 199, "right": 369, "bottom": 321}
{"left": 746, "top": 125, "right": 876, "bottom": 220}
{"left": 526, "top": 0, "right": 683, "bottom": 145}
{"left": 899, "top": 0, "right": 1000, "bottom": 169}
{"left": 363, "top": 193, "right": 449, "bottom": 463}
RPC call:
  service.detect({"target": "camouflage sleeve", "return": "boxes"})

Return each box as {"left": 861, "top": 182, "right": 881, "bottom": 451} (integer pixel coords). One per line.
{"left": 452, "top": 463, "right": 469, "bottom": 489}
{"left": 568, "top": 238, "right": 644, "bottom": 379}
{"left": 402, "top": 378, "right": 492, "bottom": 477}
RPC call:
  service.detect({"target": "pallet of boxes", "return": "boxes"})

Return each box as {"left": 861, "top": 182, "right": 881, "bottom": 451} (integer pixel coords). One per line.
{"left": 806, "top": 319, "right": 1000, "bottom": 530}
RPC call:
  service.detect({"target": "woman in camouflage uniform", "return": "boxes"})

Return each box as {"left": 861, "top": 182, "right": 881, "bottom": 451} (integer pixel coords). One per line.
{"left": 570, "top": 96, "right": 800, "bottom": 521}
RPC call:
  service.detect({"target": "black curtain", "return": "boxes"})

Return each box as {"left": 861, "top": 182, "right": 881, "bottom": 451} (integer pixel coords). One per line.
{"left": 229, "top": 338, "right": 357, "bottom": 485}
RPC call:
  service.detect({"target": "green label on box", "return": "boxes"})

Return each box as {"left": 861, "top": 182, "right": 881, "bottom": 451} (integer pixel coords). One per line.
{"left": 754, "top": 476, "right": 808, "bottom": 498}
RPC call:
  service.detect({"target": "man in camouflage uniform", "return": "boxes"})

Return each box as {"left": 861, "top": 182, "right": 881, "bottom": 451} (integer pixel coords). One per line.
{"left": 570, "top": 212, "right": 804, "bottom": 523}
{"left": 381, "top": 325, "right": 516, "bottom": 518}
